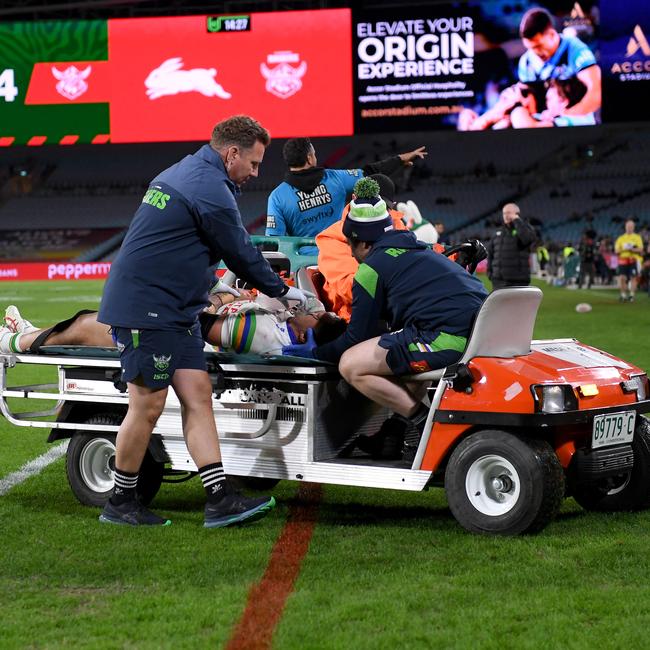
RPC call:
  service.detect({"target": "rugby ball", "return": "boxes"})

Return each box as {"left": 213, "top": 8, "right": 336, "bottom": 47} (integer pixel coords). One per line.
{"left": 575, "top": 303, "right": 592, "bottom": 313}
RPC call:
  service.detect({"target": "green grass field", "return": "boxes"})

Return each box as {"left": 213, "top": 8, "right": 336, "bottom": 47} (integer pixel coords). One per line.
{"left": 1, "top": 278, "right": 649, "bottom": 649}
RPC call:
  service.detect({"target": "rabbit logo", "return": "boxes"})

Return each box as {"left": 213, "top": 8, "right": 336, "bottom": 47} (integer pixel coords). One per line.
{"left": 145, "top": 58, "right": 232, "bottom": 100}
{"left": 52, "top": 65, "right": 92, "bottom": 101}
{"left": 260, "top": 51, "right": 306, "bottom": 99}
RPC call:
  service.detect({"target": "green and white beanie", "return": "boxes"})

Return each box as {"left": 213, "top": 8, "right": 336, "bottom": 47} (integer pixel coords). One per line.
{"left": 343, "top": 177, "right": 394, "bottom": 243}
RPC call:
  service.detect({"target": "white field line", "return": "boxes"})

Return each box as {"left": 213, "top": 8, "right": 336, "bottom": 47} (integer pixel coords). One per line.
{"left": 0, "top": 440, "right": 69, "bottom": 496}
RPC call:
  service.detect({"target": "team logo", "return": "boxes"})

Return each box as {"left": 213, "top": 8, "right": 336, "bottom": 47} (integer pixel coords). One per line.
{"left": 260, "top": 51, "right": 306, "bottom": 99}
{"left": 570, "top": 2, "right": 585, "bottom": 19}
{"left": 562, "top": 2, "right": 594, "bottom": 39}
{"left": 611, "top": 25, "right": 650, "bottom": 79}
{"left": 627, "top": 25, "right": 650, "bottom": 57}
{"left": 153, "top": 354, "right": 172, "bottom": 371}
{"left": 409, "top": 360, "right": 431, "bottom": 373}
{"left": 145, "top": 57, "right": 231, "bottom": 100}
{"left": 52, "top": 65, "right": 91, "bottom": 100}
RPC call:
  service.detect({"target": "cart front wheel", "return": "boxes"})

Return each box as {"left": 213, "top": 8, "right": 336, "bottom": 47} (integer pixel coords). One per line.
{"left": 445, "top": 430, "right": 565, "bottom": 535}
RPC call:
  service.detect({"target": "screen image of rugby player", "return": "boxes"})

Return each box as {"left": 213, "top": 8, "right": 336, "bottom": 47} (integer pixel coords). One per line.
{"left": 0, "top": 9, "right": 353, "bottom": 145}
{"left": 352, "top": 1, "right": 603, "bottom": 133}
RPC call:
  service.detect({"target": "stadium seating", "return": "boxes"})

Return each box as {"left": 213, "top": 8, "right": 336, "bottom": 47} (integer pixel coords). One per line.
{"left": 1, "top": 122, "right": 648, "bottom": 261}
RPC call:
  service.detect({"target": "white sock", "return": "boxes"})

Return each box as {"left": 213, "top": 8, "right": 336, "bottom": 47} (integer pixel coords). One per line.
{"left": 0, "top": 330, "right": 25, "bottom": 353}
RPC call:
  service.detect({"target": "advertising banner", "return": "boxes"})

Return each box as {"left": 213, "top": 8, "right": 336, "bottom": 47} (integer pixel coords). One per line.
{"left": 599, "top": 0, "right": 650, "bottom": 122}
{"left": 352, "top": 1, "right": 602, "bottom": 133}
{"left": 0, "top": 262, "right": 112, "bottom": 281}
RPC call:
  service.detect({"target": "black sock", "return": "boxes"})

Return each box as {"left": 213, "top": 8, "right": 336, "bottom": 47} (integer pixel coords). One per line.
{"left": 410, "top": 403, "right": 430, "bottom": 431}
{"left": 111, "top": 467, "right": 138, "bottom": 505}
{"left": 199, "top": 462, "right": 228, "bottom": 504}
{"left": 395, "top": 403, "right": 430, "bottom": 435}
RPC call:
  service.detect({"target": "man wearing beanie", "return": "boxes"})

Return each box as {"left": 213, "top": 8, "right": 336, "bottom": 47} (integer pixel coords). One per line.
{"left": 316, "top": 173, "right": 408, "bottom": 323}
{"left": 284, "top": 177, "right": 488, "bottom": 460}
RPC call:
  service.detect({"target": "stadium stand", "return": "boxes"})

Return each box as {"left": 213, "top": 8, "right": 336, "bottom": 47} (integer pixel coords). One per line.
{"left": 1, "top": 122, "right": 648, "bottom": 263}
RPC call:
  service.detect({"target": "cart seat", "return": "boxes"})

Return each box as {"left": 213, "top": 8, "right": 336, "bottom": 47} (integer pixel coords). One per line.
{"left": 409, "top": 286, "right": 543, "bottom": 381}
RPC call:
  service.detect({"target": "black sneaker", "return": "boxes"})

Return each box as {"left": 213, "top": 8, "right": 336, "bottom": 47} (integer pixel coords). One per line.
{"left": 99, "top": 499, "right": 171, "bottom": 526}
{"left": 356, "top": 416, "right": 406, "bottom": 460}
{"left": 204, "top": 491, "right": 276, "bottom": 529}
{"left": 402, "top": 412, "right": 430, "bottom": 465}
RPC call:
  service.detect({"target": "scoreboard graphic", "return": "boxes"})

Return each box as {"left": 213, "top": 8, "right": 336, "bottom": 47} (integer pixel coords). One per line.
{"left": 0, "top": 9, "right": 353, "bottom": 145}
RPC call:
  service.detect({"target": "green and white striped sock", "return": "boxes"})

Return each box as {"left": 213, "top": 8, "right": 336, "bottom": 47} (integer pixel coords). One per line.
{"left": 0, "top": 328, "right": 25, "bottom": 353}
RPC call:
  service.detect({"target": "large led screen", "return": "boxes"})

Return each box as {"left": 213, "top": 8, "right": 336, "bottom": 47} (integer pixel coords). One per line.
{"left": 0, "top": 3, "right": 648, "bottom": 145}
{"left": 0, "top": 9, "right": 353, "bottom": 145}
{"left": 353, "top": 1, "right": 606, "bottom": 132}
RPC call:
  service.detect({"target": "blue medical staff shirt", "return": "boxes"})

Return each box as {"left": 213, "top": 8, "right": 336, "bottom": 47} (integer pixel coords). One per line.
{"left": 265, "top": 168, "right": 363, "bottom": 239}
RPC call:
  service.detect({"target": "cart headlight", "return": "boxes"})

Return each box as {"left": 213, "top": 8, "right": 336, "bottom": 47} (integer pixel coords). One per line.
{"left": 621, "top": 375, "right": 648, "bottom": 402}
{"left": 532, "top": 384, "right": 578, "bottom": 413}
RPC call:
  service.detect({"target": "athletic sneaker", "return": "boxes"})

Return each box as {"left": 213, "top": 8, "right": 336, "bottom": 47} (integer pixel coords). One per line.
{"left": 99, "top": 499, "right": 171, "bottom": 526}
{"left": 4, "top": 305, "right": 37, "bottom": 334}
{"left": 204, "top": 489, "right": 276, "bottom": 529}
{"left": 356, "top": 416, "right": 406, "bottom": 460}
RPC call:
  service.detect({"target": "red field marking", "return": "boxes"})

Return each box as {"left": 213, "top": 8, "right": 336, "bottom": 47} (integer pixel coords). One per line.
{"left": 91, "top": 134, "right": 110, "bottom": 144}
{"left": 226, "top": 482, "right": 323, "bottom": 650}
{"left": 27, "top": 136, "right": 47, "bottom": 146}
{"left": 59, "top": 135, "right": 79, "bottom": 145}
{"left": 0, "top": 137, "right": 15, "bottom": 146}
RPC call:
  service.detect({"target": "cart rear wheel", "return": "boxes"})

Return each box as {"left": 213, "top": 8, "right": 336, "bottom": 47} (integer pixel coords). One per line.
{"left": 445, "top": 430, "right": 564, "bottom": 535}
{"left": 571, "top": 415, "right": 650, "bottom": 512}
{"left": 65, "top": 414, "right": 163, "bottom": 507}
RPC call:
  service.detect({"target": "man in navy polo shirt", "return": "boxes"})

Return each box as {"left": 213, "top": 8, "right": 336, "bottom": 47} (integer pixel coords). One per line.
{"left": 98, "top": 115, "right": 307, "bottom": 528}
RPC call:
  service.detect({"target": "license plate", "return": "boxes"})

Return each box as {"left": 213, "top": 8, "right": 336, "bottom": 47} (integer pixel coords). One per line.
{"left": 592, "top": 411, "right": 636, "bottom": 449}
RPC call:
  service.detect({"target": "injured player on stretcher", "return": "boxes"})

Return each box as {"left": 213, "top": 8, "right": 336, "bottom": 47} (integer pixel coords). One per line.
{"left": 0, "top": 290, "right": 346, "bottom": 356}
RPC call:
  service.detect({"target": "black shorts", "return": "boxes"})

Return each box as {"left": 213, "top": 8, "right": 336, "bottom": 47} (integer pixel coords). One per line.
{"left": 112, "top": 324, "right": 206, "bottom": 389}
{"left": 617, "top": 264, "right": 638, "bottom": 279}
{"left": 378, "top": 325, "right": 467, "bottom": 376}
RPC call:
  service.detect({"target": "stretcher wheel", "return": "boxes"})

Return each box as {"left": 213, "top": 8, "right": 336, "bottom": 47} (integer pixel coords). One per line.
{"left": 444, "top": 430, "right": 565, "bottom": 535}
{"left": 65, "top": 414, "right": 163, "bottom": 507}
{"left": 571, "top": 415, "right": 650, "bottom": 512}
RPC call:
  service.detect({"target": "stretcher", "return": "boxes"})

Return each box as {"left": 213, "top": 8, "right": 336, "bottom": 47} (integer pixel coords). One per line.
{"left": 2, "top": 252, "right": 650, "bottom": 535}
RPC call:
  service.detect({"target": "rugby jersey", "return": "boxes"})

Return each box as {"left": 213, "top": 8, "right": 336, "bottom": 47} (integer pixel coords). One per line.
{"left": 216, "top": 300, "right": 297, "bottom": 355}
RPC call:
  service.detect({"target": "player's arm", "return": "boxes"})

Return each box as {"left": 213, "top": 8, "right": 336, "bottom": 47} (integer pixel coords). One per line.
{"left": 513, "top": 217, "right": 537, "bottom": 248}
{"left": 565, "top": 65, "right": 601, "bottom": 116}
{"left": 194, "top": 194, "right": 286, "bottom": 298}
{"left": 614, "top": 236, "right": 624, "bottom": 255}
{"left": 314, "top": 262, "right": 383, "bottom": 363}
{"left": 510, "top": 105, "right": 553, "bottom": 129}
{"left": 631, "top": 236, "right": 645, "bottom": 255}
{"left": 362, "top": 146, "right": 427, "bottom": 177}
